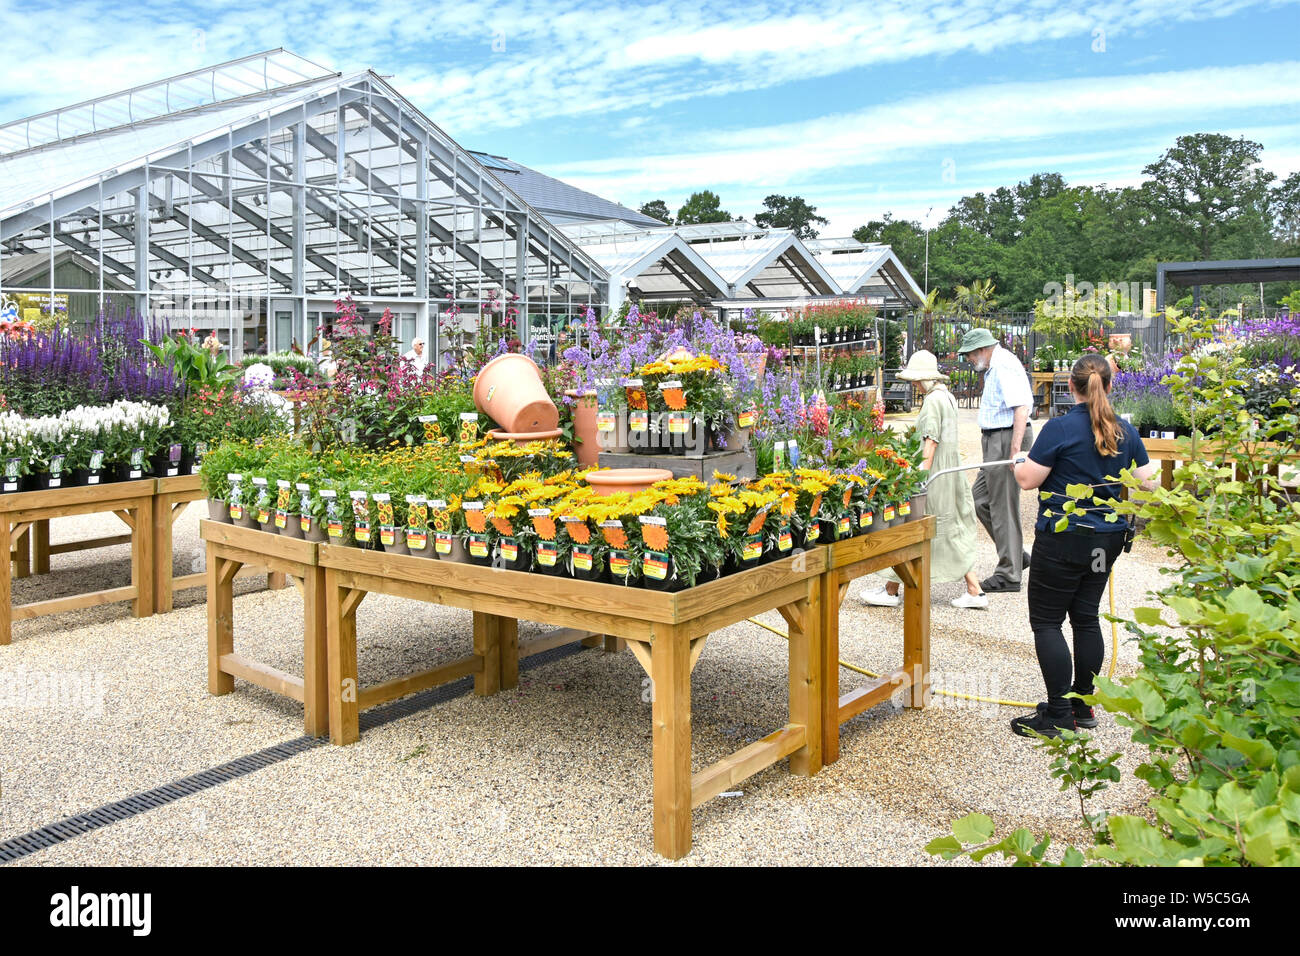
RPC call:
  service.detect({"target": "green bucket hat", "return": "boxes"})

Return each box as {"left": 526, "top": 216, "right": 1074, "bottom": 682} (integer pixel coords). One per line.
{"left": 956, "top": 327, "right": 998, "bottom": 354}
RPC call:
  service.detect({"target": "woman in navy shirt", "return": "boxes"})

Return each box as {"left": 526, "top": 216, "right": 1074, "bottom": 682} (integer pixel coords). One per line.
{"left": 1009, "top": 354, "right": 1158, "bottom": 737}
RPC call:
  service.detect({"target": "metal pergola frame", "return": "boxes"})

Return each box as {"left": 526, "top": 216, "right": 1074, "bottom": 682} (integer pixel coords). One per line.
{"left": 1156, "top": 257, "right": 1300, "bottom": 310}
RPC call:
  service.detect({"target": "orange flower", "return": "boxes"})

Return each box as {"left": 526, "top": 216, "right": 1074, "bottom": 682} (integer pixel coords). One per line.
{"left": 566, "top": 521, "right": 591, "bottom": 544}
{"left": 601, "top": 525, "right": 628, "bottom": 548}
{"left": 466, "top": 510, "right": 487, "bottom": 533}
{"left": 745, "top": 511, "right": 768, "bottom": 536}
{"left": 491, "top": 516, "right": 514, "bottom": 536}
{"left": 662, "top": 387, "right": 686, "bottom": 411}
{"left": 642, "top": 523, "right": 669, "bottom": 551}
{"left": 532, "top": 515, "right": 557, "bottom": 540}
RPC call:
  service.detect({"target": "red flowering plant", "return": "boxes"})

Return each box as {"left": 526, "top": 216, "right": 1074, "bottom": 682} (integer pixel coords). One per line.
{"left": 297, "top": 297, "right": 427, "bottom": 449}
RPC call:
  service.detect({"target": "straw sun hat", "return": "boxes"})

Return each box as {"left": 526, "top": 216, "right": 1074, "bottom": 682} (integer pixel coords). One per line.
{"left": 896, "top": 349, "right": 949, "bottom": 383}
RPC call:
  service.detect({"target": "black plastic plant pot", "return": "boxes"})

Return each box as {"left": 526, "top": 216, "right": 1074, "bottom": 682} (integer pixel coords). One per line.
{"left": 112, "top": 461, "right": 150, "bottom": 483}
{"left": 465, "top": 533, "right": 492, "bottom": 565}
{"left": 494, "top": 536, "right": 530, "bottom": 572}
{"left": 695, "top": 562, "right": 722, "bottom": 585}
{"left": 0, "top": 474, "right": 24, "bottom": 494}
{"left": 532, "top": 540, "right": 565, "bottom": 575}
{"left": 639, "top": 551, "right": 680, "bottom": 591}
{"left": 770, "top": 524, "right": 796, "bottom": 559}
{"left": 568, "top": 544, "right": 605, "bottom": 581}
{"left": 607, "top": 549, "right": 637, "bottom": 585}
{"left": 832, "top": 513, "right": 855, "bottom": 540}
{"left": 70, "top": 468, "right": 99, "bottom": 487}
{"left": 857, "top": 507, "right": 881, "bottom": 534}
{"left": 800, "top": 521, "right": 822, "bottom": 549}
{"left": 737, "top": 533, "right": 765, "bottom": 570}
{"left": 32, "top": 471, "right": 72, "bottom": 490}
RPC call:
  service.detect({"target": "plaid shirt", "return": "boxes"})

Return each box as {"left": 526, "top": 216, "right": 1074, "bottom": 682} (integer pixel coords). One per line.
{"left": 978, "top": 345, "right": 1033, "bottom": 429}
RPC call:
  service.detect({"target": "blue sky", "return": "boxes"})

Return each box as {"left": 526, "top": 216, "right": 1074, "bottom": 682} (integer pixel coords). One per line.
{"left": 3, "top": 0, "right": 1299, "bottom": 235}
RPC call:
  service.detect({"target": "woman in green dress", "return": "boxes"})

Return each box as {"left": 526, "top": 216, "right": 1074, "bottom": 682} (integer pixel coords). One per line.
{"left": 861, "top": 350, "right": 986, "bottom": 609}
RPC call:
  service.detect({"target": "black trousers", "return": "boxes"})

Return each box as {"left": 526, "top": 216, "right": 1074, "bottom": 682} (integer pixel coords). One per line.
{"left": 1027, "top": 529, "right": 1125, "bottom": 718}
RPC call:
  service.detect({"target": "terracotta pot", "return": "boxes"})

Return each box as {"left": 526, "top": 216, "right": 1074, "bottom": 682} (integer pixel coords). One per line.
{"left": 486, "top": 427, "right": 564, "bottom": 445}
{"left": 585, "top": 468, "right": 674, "bottom": 496}
{"left": 472, "top": 353, "right": 559, "bottom": 433}
{"left": 565, "top": 389, "right": 600, "bottom": 467}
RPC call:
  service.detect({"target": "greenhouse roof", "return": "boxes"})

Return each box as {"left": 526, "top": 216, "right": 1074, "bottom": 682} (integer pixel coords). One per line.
{"left": 576, "top": 232, "right": 728, "bottom": 300}
{"left": 468, "top": 154, "right": 663, "bottom": 228}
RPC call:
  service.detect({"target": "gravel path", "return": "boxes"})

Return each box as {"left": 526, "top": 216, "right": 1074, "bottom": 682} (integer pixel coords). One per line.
{"left": 0, "top": 409, "right": 1172, "bottom": 865}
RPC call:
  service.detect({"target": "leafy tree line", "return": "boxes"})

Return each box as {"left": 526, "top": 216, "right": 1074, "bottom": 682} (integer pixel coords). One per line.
{"left": 636, "top": 134, "right": 1300, "bottom": 311}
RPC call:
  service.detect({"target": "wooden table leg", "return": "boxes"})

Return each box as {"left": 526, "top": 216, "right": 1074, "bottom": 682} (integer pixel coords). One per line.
{"left": 472, "top": 611, "right": 501, "bottom": 696}
{"left": 326, "top": 569, "right": 361, "bottom": 745}
{"left": 152, "top": 493, "right": 172, "bottom": 613}
{"left": 33, "top": 519, "right": 49, "bottom": 575}
{"left": 267, "top": 570, "right": 288, "bottom": 591}
{"left": 1161, "top": 459, "right": 1174, "bottom": 491}
{"left": 901, "top": 543, "right": 931, "bottom": 709}
{"left": 787, "top": 582, "right": 822, "bottom": 776}
{"left": 0, "top": 518, "right": 11, "bottom": 645}
{"left": 207, "top": 552, "right": 235, "bottom": 695}
{"left": 651, "top": 625, "right": 691, "bottom": 859}
{"left": 131, "top": 497, "right": 154, "bottom": 618}
{"left": 302, "top": 565, "right": 329, "bottom": 737}
{"left": 499, "top": 618, "right": 519, "bottom": 690}
{"left": 603, "top": 635, "right": 626, "bottom": 653}
{"left": 12, "top": 523, "right": 29, "bottom": 579}
{"left": 819, "top": 568, "right": 842, "bottom": 765}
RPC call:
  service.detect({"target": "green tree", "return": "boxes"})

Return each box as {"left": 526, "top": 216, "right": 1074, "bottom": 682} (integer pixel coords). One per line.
{"left": 675, "top": 190, "right": 731, "bottom": 225}
{"left": 1142, "top": 133, "right": 1275, "bottom": 260}
{"left": 753, "top": 194, "right": 829, "bottom": 239}
{"left": 638, "top": 200, "right": 672, "bottom": 224}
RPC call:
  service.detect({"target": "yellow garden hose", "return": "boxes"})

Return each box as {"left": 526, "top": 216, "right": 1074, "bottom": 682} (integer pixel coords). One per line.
{"left": 746, "top": 571, "right": 1120, "bottom": 709}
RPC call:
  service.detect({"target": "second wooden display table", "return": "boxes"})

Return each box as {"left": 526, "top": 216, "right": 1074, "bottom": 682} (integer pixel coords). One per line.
{"left": 0, "top": 480, "right": 156, "bottom": 645}
{"left": 315, "top": 542, "right": 828, "bottom": 859}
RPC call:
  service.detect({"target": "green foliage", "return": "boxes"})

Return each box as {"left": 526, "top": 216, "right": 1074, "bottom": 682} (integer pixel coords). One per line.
{"left": 929, "top": 309, "right": 1300, "bottom": 867}
{"left": 141, "top": 334, "right": 239, "bottom": 390}
{"left": 638, "top": 199, "right": 672, "bottom": 224}
{"left": 675, "top": 190, "right": 731, "bottom": 225}
{"left": 753, "top": 194, "right": 828, "bottom": 240}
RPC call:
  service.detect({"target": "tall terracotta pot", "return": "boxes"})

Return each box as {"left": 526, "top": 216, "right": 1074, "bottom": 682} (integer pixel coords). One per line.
{"left": 473, "top": 354, "right": 559, "bottom": 433}
{"left": 565, "top": 389, "right": 599, "bottom": 467}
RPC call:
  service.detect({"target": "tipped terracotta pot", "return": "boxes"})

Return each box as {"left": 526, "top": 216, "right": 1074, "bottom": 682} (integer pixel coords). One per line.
{"left": 473, "top": 354, "right": 560, "bottom": 433}
{"left": 585, "top": 468, "right": 673, "bottom": 496}
{"left": 565, "top": 388, "right": 599, "bottom": 467}
{"left": 486, "top": 427, "right": 564, "bottom": 445}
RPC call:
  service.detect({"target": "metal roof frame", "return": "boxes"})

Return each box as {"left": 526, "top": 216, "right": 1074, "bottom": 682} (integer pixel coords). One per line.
{"left": 1156, "top": 257, "right": 1300, "bottom": 307}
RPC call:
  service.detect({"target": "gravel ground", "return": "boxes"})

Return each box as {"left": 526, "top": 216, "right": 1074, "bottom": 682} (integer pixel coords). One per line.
{"left": 0, "top": 408, "right": 1172, "bottom": 865}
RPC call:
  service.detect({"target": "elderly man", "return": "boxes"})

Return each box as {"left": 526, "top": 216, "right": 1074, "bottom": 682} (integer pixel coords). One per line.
{"left": 403, "top": 337, "right": 428, "bottom": 376}
{"left": 957, "top": 327, "right": 1034, "bottom": 593}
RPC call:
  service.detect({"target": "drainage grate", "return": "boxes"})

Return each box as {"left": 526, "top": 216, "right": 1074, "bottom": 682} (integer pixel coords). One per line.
{"left": 0, "top": 639, "right": 588, "bottom": 863}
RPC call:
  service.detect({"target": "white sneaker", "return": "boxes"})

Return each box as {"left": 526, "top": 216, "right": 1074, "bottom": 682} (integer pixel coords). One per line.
{"left": 861, "top": 586, "right": 902, "bottom": 607}
{"left": 951, "top": 591, "right": 989, "bottom": 609}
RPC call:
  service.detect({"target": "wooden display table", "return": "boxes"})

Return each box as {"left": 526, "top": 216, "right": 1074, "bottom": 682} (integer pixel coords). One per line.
{"left": 1141, "top": 437, "right": 1300, "bottom": 491}
{"left": 1030, "top": 371, "right": 1055, "bottom": 417}
{"left": 201, "top": 521, "right": 328, "bottom": 737}
{"left": 315, "top": 543, "right": 828, "bottom": 859}
{"left": 154, "top": 475, "right": 286, "bottom": 611}
{"left": 820, "top": 517, "right": 934, "bottom": 764}
{"left": 0, "top": 480, "right": 156, "bottom": 645}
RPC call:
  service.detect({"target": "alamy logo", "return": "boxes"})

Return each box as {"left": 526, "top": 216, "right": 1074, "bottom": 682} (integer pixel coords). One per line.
{"left": 49, "top": 886, "right": 151, "bottom": 936}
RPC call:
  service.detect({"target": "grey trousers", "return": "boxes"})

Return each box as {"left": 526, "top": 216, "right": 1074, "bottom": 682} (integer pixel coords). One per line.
{"left": 971, "top": 425, "right": 1033, "bottom": 583}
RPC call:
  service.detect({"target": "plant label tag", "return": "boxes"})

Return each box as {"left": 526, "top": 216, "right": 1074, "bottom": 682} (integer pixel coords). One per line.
{"left": 806, "top": 521, "right": 820, "bottom": 542}
{"left": 90, "top": 450, "right": 105, "bottom": 471}
{"left": 786, "top": 440, "right": 800, "bottom": 469}
{"left": 407, "top": 528, "right": 428, "bottom": 550}
{"left": 571, "top": 547, "right": 593, "bottom": 572}
{"left": 883, "top": 505, "right": 896, "bottom": 522}
{"left": 380, "top": 526, "right": 397, "bottom": 546}
{"left": 458, "top": 412, "right": 479, "bottom": 444}
{"left": 435, "top": 532, "right": 453, "bottom": 554}
{"left": 609, "top": 550, "right": 630, "bottom": 577}
{"left": 500, "top": 538, "right": 518, "bottom": 563}
{"left": 468, "top": 534, "right": 489, "bottom": 559}
{"left": 667, "top": 412, "right": 691, "bottom": 434}
{"left": 838, "top": 516, "right": 852, "bottom": 536}
{"left": 643, "top": 551, "right": 669, "bottom": 580}
{"left": 900, "top": 501, "right": 911, "bottom": 517}
{"left": 737, "top": 409, "right": 755, "bottom": 428}
{"left": 778, "top": 526, "right": 793, "bottom": 551}
{"left": 742, "top": 535, "right": 763, "bottom": 562}
{"left": 536, "top": 541, "right": 558, "bottom": 566}
{"left": 419, "top": 415, "right": 443, "bottom": 443}
{"left": 628, "top": 410, "right": 648, "bottom": 433}
{"left": 596, "top": 410, "right": 616, "bottom": 432}
{"left": 860, "top": 510, "right": 873, "bottom": 528}
{"left": 350, "top": 491, "right": 370, "bottom": 541}
{"left": 50, "top": 454, "right": 65, "bottom": 477}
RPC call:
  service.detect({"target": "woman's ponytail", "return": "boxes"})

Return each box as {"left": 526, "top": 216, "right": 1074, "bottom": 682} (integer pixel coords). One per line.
{"left": 1071, "top": 353, "right": 1122, "bottom": 457}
